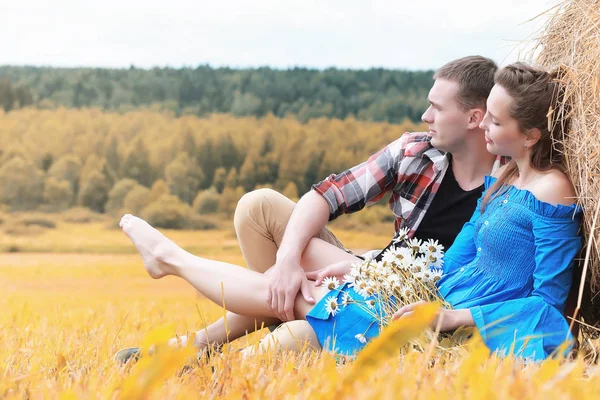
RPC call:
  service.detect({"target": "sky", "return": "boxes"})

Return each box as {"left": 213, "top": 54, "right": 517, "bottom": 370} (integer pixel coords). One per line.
{"left": 1, "top": 0, "right": 556, "bottom": 70}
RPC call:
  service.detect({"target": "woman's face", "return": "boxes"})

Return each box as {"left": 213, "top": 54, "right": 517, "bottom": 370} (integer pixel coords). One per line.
{"left": 479, "top": 84, "right": 528, "bottom": 158}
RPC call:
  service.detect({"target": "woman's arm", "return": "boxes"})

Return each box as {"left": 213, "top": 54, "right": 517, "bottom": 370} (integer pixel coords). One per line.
{"left": 393, "top": 302, "right": 474, "bottom": 331}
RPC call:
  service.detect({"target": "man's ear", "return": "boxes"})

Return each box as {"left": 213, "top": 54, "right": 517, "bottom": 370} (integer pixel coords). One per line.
{"left": 468, "top": 108, "right": 485, "bottom": 129}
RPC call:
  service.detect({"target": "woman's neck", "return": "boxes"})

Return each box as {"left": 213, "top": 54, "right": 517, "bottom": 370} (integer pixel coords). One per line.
{"left": 511, "top": 154, "right": 541, "bottom": 189}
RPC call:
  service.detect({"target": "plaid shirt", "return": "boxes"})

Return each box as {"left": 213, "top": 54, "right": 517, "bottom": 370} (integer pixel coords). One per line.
{"left": 312, "top": 132, "right": 505, "bottom": 240}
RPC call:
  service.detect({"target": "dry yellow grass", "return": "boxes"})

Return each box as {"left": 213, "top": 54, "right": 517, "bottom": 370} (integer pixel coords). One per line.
{"left": 3, "top": 225, "right": 600, "bottom": 398}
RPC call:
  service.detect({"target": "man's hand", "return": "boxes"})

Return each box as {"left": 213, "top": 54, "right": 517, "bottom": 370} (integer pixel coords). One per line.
{"left": 266, "top": 258, "right": 315, "bottom": 322}
{"left": 305, "top": 260, "right": 354, "bottom": 286}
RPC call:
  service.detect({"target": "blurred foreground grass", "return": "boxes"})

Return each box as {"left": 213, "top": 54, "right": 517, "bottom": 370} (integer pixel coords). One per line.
{"left": 3, "top": 219, "right": 600, "bottom": 398}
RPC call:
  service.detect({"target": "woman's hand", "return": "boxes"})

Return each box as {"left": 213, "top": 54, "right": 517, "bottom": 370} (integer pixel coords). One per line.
{"left": 305, "top": 260, "right": 354, "bottom": 286}
{"left": 392, "top": 302, "right": 475, "bottom": 332}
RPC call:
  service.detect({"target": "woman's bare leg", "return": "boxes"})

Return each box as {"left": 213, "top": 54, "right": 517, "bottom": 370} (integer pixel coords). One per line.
{"left": 180, "top": 313, "right": 279, "bottom": 348}
{"left": 239, "top": 320, "right": 321, "bottom": 357}
{"left": 168, "top": 190, "right": 350, "bottom": 350}
{"left": 120, "top": 214, "right": 358, "bottom": 320}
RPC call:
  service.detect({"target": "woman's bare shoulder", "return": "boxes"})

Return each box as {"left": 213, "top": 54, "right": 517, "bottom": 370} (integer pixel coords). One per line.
{"left": 529, "top": 170, "right": 577, "bottom": 206}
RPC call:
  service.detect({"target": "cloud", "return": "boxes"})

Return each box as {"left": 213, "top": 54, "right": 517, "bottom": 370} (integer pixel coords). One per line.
{"left": 0, "top": 0, "right": 553, "bottom": 69}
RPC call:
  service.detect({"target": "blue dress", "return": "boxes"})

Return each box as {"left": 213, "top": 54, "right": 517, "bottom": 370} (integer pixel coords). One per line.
{"left": 306, "top": 176, "right": 582, "bottom": 360}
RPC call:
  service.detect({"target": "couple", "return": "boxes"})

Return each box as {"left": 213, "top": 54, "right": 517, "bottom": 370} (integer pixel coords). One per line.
{"left": 116, "top": 56, "right": 582, "bottom": 362}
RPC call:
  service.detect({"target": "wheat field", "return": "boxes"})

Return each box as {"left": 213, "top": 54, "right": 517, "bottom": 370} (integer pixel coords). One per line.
{"left": 3, "top": 222, "right": 600, "bottom": 399}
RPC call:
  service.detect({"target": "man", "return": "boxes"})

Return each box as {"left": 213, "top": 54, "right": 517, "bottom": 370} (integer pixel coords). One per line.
{"left": 116, "top": 55, "right": 502, "bottom": 363}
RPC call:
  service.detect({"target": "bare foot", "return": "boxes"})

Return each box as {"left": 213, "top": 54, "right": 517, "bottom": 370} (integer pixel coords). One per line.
{"left": 119, "top": 214, "right": 186, "bottom": 278}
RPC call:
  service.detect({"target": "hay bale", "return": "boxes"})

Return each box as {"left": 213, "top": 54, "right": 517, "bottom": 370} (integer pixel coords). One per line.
{"left": 532, "top": 0, "right": 600, "bottom": 293}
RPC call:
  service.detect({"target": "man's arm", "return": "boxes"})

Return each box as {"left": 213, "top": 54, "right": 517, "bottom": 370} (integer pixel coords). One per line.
{"left": 266, "top": 190, "right": 330, "bottom": 322}
{"left": 267, "top": 133, "right": 417, "bottom": 321}
{"left": 277, "top": 190, "right": 331, "bottom": 264}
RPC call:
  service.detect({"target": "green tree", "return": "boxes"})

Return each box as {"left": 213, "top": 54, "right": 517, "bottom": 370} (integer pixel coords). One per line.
{"left": 42, "top": 177, "right": 73, "bottom": 211}
{"left": 225, "top": 168, "right": 238, "bottom": 189}
{"left": 197, "top": 138, "right": 216, "bottom": 189}
{"left": 78, "top": 169, "right": 110, "bottom": 212}
{"left": 216, "top": 134, "right": 241, "bottom": 171}
{"left": 122, "top": 185, "right": 151, "bottom": 215}
{"left": 238, "top": 155, "right": 256, "bottom": 192}
{"left": 0, "top": 79, "right": 14, "bottom": 112}
{"left": 47, "top": 154, "right": 82, "bottom": 203}
{"left": 212, "top": 167, "right": 227, "bottom": 193}
{"left": 192, "top": 188, "right": 220, "bottom": 214}
{"left": 140, "top": 194, "right": 191, "bottom": 229}
{"left": 120, "top": 137, "right": 154, "bottom": 187}
{"left": 0, "top": 157, "right": 44, "bottom": 210}
{"left": 104, "top": 136, "right": 120, "bottom": 179}
{"left": 105, "top": 178, "right": 139, "bottom": 214}
{"left": 219, "top": 187, "right": 238, "bottom": 216}
{"left": 150, "top": 179, "right": 170, "bottom": 202}
{"left": 164, "top": 152, "right": 205, "bottom": 204}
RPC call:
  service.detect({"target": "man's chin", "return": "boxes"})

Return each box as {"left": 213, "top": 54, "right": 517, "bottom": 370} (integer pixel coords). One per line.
{"left": 430, "top": 137, "right": 446, "bottom": 151}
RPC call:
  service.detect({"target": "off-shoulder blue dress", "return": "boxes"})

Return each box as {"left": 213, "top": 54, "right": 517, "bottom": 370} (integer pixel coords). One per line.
{"left": 306, "top": 176, "right": 582, "bottom": 360}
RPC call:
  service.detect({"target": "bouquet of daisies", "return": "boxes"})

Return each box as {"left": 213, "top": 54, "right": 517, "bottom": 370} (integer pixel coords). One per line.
{"left": 321, "top": 228, "right": 448, "bottom": 329}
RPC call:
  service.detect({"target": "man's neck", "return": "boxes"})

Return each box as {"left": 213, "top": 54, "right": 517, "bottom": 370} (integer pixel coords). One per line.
{"left": 449, "top": 139, "right": 496, "bottom": 191}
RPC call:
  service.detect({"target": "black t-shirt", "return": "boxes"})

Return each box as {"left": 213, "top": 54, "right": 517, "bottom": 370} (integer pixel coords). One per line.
{"left": 374, "top": 156, "right": 484, "bottom": 259}
{"left": 413, "top": 156, "right": 484, "bottom": 250}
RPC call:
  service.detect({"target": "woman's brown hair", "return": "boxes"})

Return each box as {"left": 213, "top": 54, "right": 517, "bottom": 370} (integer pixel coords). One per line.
{"left": 481, "top": 62, "right": 569, "bottom": 211}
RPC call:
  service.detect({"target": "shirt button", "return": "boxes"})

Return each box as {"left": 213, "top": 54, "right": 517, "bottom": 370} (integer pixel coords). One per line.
{"left": 484, "top": 221, "right": 489, "bottom": 225}
{"left": 477, "top": 247, "right": 482, "bottom": 252}
{"left": 503, "top": 199, "right": 508, "bottom": 204}
{"left": 460, "top": 268, "right": 465, "bottom": 272}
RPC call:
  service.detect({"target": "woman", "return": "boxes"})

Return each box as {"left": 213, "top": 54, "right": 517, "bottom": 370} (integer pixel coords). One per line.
{"left": 120, "top": 63, "right": 581, "bottom": 361}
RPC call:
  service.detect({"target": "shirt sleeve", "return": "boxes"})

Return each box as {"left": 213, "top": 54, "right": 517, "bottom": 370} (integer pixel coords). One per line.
{"left": 468, "top": 214, "right": 582, "bottom": 361}
{"left": 311, "top": 133, "right": 410, "bottom": 221}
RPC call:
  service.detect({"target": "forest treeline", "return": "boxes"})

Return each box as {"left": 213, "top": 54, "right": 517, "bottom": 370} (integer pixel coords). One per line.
{"left": 0, "top": 65, "right": 433, "bottom": 123}
{"left": 0, "top": 109, "right": 426, "bottom": 228}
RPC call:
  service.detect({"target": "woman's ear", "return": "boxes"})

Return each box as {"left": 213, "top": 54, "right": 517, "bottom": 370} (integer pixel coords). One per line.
{"left": 468, "top": 108, "right": 485, "bottom": 129}
{"left": 525, "top": 127, "right": 542, "bottom": 148}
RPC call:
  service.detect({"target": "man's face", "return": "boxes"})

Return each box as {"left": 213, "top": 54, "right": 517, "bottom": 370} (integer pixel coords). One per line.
{"left": 421, "top": 79, "right": 473, "bottom": 152}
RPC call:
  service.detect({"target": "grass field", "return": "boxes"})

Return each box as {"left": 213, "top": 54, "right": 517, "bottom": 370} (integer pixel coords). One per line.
{"left": 3, "top": 220, "right": 600, "bottom": 398}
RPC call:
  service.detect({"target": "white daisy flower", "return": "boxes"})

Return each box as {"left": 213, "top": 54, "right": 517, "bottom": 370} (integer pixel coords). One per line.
{"left": 396, "top": 248, "right": 414, "bottom": 267}
{"left": 400, "top": 285, "right": 413, "bottom": 298}
{"left": 355, "top": 281, "right": 370, "bottom": 298}
{"left": 421, "top": 239, "right": 444, "bottom": 257}
{"left": 381, "top": 248, "right": 398, "bottom": 266}
{"left": 407, "top": 238, "right": 423, "bottom": 254}
{"left": 392, "top": 227, "right": 410, "bottom": 244}
{"left": 431, "top": 268, "right": 443, "bottom": 282}
{"left": 427, "top": 253, "right": 444, "bottom": 269}
{"left": 413, "top": 271, "right": 426, "bottom": 281}
{"left": 422, "top": 269, "right": 434, "bottom": 282}
{"left": 324, "top": 296, "right": 339, "bottom": 316}
{"left": 341, "top": 292, "right": 354, "bottom": 306}
{"left": 366, "top": 299, "right": 377, "bottom": 309}
{"left": 344, "top": 273, "right": 359, "bottom": 288}
{"left": 355, "top": 333, "right": 367, "bottom": 344}
{"left": 413, "top": 255, "right": 428, "bottom": 270}
{"left": 322, "top": 276, "right": 340, "bottom": 291}
{"left": 380, "top": 266, "right": 393, "bottom": 278}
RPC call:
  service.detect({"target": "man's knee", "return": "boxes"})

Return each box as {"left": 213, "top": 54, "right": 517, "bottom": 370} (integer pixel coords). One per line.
{"left": 233, "top": 188, "right": 290, "bottom": 229}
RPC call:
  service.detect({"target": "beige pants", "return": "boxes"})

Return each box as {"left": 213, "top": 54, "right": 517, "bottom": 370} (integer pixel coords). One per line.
{"left": 233, "top": 188, "right": 346, "bottom": 353}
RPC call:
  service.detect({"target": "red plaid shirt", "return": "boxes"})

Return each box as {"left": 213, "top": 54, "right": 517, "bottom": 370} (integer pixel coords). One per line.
{"left": 312, "top": 132, "right": 505, "bottom": 240}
